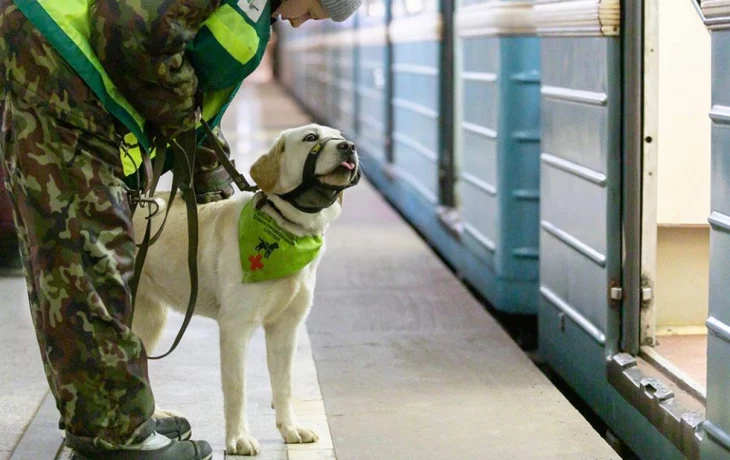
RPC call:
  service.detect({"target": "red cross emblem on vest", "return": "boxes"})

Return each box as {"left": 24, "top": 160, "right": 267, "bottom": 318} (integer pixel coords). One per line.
{"left": 248, "top": 254, "right": 264, "bottom": 271}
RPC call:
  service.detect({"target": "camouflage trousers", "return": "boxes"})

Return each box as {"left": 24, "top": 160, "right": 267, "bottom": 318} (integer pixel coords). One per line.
{"left": 0, "top": 2, "right": 155, "bottom": 449}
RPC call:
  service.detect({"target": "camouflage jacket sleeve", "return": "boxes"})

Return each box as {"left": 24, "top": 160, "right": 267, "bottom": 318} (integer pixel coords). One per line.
{"left": 89, "top": 0, "right": 220, "bottom": 137}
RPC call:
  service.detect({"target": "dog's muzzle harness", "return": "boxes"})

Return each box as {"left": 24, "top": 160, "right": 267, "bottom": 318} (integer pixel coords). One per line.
{"left": 262, "top": 136, "right": 361, "bottom": 214}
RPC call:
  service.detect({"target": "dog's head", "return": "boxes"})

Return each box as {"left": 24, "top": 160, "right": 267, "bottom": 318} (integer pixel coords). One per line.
{"left": 250, "top": 124, "right": 360, "bottom": 211}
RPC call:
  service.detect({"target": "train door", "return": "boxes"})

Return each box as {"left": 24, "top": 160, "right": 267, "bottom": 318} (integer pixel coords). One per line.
{"left": 538, "top": 4, "right": 694, "bottom": 456}
{"left": 640, "top": 0, "right": 711, "bottom": 400}
{"left": 326, "top": 16, "right": 357, "bottom": 136}
{"left": 536, "top": 0, "right": 623, "bottom": 394}
{"left": 453, "top": 1, "right": 541, "bottom": 316}
{"left": 355, "top": 0, "right": 390, "bottom": 163}
{"left": 605, "top": 1, "right": 710, "bottom": 456}
{"left": 388, "top": 0, "right": 443, "bottom": 205}
{"left": 534, "top": 2, "right": 690, "bottom": 457}
{"left": 698, "top": 0, "right": 730, "bottom": 456}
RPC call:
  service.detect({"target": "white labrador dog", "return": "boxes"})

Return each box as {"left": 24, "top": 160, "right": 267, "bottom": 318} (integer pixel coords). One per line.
{"left": 131, "top": 124, "right": 360, "bottom": 455}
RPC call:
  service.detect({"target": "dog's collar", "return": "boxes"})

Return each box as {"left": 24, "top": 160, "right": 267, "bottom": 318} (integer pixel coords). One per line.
{"left": 255, "top": 193, "right": 299, "bottom": 227}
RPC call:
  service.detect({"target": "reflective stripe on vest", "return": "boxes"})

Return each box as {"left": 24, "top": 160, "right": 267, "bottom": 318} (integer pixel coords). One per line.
{"left": 12, "top": 0, "right": 271, "bottom": 177}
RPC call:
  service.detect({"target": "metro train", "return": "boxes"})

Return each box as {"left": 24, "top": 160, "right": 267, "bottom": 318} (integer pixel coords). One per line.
{"left": 273, "top": 1, "right": 730, "bottom": 459}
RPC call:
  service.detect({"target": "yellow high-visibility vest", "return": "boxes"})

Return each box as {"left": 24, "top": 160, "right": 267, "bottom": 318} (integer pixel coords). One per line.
{"left": 13, "top": 0, "right": 271, "bottom": 178}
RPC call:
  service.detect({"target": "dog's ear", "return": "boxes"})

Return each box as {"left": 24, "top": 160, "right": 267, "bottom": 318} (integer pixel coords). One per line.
{"left": 250, "top": 135, "right": 285, "bottom": 193}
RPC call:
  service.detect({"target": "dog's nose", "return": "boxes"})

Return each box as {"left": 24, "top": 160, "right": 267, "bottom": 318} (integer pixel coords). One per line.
{"left": 338, "top": 141, "right": 356, "bottom": 153}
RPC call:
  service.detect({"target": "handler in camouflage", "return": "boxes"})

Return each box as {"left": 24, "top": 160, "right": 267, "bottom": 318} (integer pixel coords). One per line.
{"left": 0, "top": 0, "right": 361, "bottom": 458}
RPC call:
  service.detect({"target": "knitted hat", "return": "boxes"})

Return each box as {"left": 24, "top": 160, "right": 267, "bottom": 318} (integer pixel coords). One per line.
{"left": 319, "top": 0, "right": 363, "bottom": 22}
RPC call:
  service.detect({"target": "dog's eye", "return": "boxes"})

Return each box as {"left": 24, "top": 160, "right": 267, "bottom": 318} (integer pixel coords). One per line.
{"left": 303, "top": 134, "right": 319, "bottom": 142}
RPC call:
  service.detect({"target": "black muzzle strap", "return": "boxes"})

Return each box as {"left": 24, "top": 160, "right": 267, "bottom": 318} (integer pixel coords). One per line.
{"left": 277, "top": 137, "right": 360, "bottom": 213}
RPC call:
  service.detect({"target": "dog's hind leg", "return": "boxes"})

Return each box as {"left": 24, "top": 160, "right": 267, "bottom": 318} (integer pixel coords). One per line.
{"left": 131, "top": 288, "right": 184, "bottom": 420}
{"left": 220, "top": 321, "right": 260, "bottom": 455}
{"left": 265, "top": 311, "right": 319, "bottom": 445}
{"left": 131, "top": 287, "right": 169, "bottom": 354}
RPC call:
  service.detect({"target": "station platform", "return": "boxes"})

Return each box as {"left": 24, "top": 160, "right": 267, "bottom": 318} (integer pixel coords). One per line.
{"left": 2, "top": 82, "right": 620, "bottom": 460}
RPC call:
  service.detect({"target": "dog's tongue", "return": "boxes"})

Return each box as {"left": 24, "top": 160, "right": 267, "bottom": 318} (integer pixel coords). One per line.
{"left": 340, "top": 161, "right": 355, "bottom": 171}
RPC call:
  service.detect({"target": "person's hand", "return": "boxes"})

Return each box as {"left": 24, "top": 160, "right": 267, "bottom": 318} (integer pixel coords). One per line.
{"left": 193, "top": 126, "right": 236, "bottom": 203}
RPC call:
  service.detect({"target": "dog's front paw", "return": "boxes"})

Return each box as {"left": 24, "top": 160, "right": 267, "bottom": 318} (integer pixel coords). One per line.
{"left": 278, "top": 424, "right": 319, "bottom": 444}
{"left": 227, "top": 432, "right": 260, "bottom": 456}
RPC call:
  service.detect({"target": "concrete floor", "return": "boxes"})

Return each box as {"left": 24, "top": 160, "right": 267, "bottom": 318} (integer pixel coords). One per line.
{"left": 0, "top": 277, "right": 50, "bottom": 460}
{"left": 3, "top": 81, "right": 620, "bottom": 460}
{"left": 309, "top": 180, "right": 619, "bottom": 460}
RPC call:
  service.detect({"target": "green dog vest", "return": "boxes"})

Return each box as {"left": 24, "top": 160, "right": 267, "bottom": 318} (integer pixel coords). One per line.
{"left": 239, "top": 200, "right": 323, "bottom": 283}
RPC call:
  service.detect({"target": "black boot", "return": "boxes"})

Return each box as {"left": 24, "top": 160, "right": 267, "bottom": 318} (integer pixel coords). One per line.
{"left": 154, "top": 416, "right": 192, "bottom": 441}
{"left": 67, "top": 432, "right": 213, "bottom": 460}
